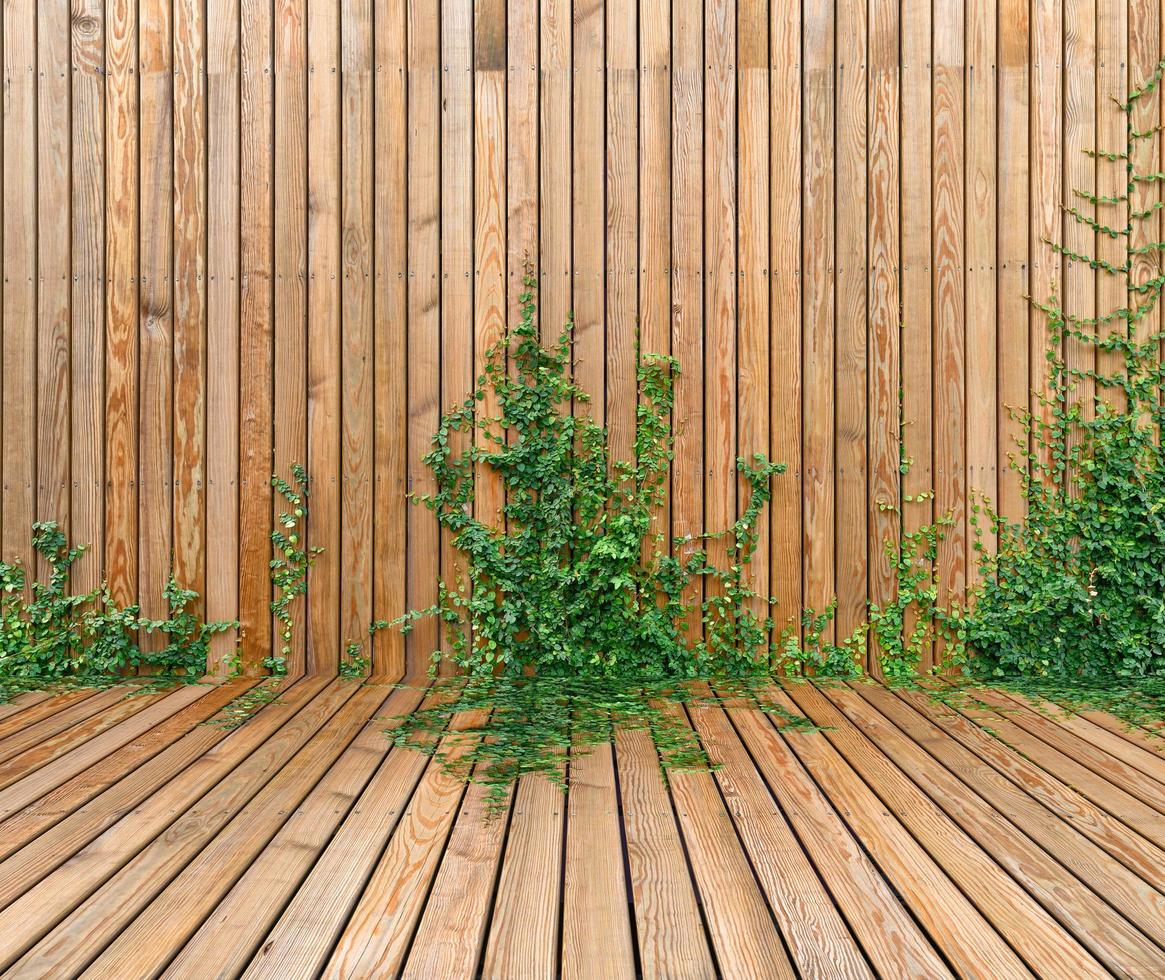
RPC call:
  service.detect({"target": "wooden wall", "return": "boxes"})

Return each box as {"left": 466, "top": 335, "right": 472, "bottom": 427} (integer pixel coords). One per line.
{"left": 0, "top": 0, "right": 1152, "bottom": 676}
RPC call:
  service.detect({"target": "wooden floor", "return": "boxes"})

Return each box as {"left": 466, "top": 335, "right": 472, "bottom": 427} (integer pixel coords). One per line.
{"left": 0, "top": 676, "right": 1163, "bottom": 979}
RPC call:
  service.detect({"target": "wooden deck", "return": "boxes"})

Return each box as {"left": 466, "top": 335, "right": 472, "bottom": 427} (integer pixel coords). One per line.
{"left": 0, "top": 676, "right": 1162, "bottom": 978}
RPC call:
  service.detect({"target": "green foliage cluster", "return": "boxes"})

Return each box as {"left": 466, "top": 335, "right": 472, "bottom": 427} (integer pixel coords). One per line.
{"left": 953, "top": 62, "right": 1165, "bottom": 681}
{"left": 379, "top": 274, "right": 822, "bottom": 799}
{"left": 774, "top": 603, "right": 866, "bottom": 679}
{"left": 389, "top": 276, "right": 786, "bottom": 679}
{"left": 388, "top": 674, "right": 817, "bottom": 814}
{"left": 933, "top": 674, "right": 1165, "bottom": 744}
{"left": 203, "top": 678, "right": 284, "bottom": 730}
{"left": 268, "top": 464, "right": 320, "bottom": 675}
{"left": 0, "top": 522, "right": 233, "bottom": 686}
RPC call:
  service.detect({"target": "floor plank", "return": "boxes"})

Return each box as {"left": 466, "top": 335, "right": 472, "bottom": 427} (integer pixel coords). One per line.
{"left": 5, "top": 680, "right": 360, "bottom": 976}
{"left": 798, "top": 681, "right": 1150, "bottom": 977}
{"left": 887, "top": 682, "right": 1165, "bottom": 893}
{"left": 83, "top": 683, "right": 406, "bottom": 979}
{"left": 688, "top": 690, "right": 872, "bottom": 977}
{"left": 162, "top": 682, "right": 428, "bottom": 979}
{"left": 561, "top": 742, "right": 637, "bottom": 978}
{"left": 0, "top": 688, "right": 99, "bottom": 741}
{"left": 0, "top": 680, "right": 255, "bottom": 848}
{"left": 775, "top": 682, "right": 1042, "bottom": 979}
{"left": 660, "top": 702, "right": 796, "bottom": 980}
{"left": 0, "top": 678, "right": 1156, "bottom": 978}
{"left": 614, "top": 726, "right": 716, "bottom": 979}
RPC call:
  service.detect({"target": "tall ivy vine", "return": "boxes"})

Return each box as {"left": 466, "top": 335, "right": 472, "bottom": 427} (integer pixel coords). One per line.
{"left": 386, "top": 274, "right": 787, "bottom": 679}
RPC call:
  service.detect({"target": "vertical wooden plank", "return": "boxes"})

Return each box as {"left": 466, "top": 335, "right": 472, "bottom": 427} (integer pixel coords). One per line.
{"left": 37, "top": 0, "right": 72, "bottom": 560}
{"left": 1030, "top": 1, "right": 1062, "bottom": 458}
{"left": 572, "top": 0, "right": 603, "bottom": 418}
{"left": 71, "top": 0, "right": 106, "bottom": 593}
{"left": 1128, "top": 2, "right": 1159, "bottom": 363}
{"left": 2, "top": 1, "right": 37, "bottom": 575}
{"left": 560, "top": 745, "right": 636, "bottom": 977}
{"left": 138, "top": 0, "right": 174, "bottom": 632}
{"left": 900, "top": 0, "right": 932, "bottom": 668}
{"left": 1063, "top": 0, "right": 1095, "bottom": 463}
{"left": 802, "top": 0, "right": 835, "bottom": 637}
{"left": 507, "top": 0, "right": 537, "bottom": 317}
{"left": 207, "top": 0, "right": 241, "bottom": 671}
{"left": 672, "top": 0, "right": 703, "bottom": 640}
{"left": 997, "top": 0, "right": 1029, "bottom": 522}
{"left": 704, "top": 0, "right": 736, "bottom": 624}
{"left": 541, "top": 0, "right": 571, "bottom": 343}
{"left": 474, "top": 0, "right": 506, "bottom": 531}
{"left": 964, "top": 0, "right": 997, "bottom": 566}
{"left": 738, "top": 0, "right": 769, "bottom": 640}
{"left": 1096, "top": 0, "right": 1127, "bottom": 410}
{"left": 440, "top": 0, "right": 473, "bottom": 672}
{"left": 480, "top": 9, "right": 566, "bottom": 973}
{"left": 406, "top": 0, "right": 441, "bottom": 675}
{"left": 640, "top": 0, "right": 670, "bottom": 545}
{"left": 239, "top": 0, "right": 274, "bottom": 671}
{"left": 606, "top": 0, "right": 637, "bottom": 462}
{"left": 932, "top": 0, "right": 965, "bottom": 650}
{"left": 866, "top": 0, "right": 900, "bottom": 667}
{"left": 835, "top": 0, "right": 867, "bottom": 644}
{"left": 104, "top": 0, "right": 139, "bottom": 607}
{"left": 770, "top": 0, "right": 801, "bottom": 635}
{"left": 341, "top": 0, "right": 374, "bottom": 665}
{"left": 307, "top": 0, "right": 341, "bottom": 674}
{"left": 274, "top": 0, "right": 308, "bottom": 674}
{"left": 174, "top": 0, "right": 208, "bottom": 607}
{"left": 373, "top": 0, "right": 407, "bottom": 678}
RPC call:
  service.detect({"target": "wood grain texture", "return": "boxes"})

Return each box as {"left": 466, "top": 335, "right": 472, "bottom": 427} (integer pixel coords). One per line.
{"left": 439, "top": 0, "right": 474, "bottom": 672}
{"left": 2, "top": 0, "right": 38, "bottom": 578}
{"left": 1, "top": 0, "right": 1159, "bottom": 679}
{"left": 801, "top": 0, "right": 835, "bottom": 639}
{"left": 769, "top": 0, "right": 802, "bottom": 637}
{"left": 341, "top": 0, "right": 374, "bottom": 664}
{"left": 307, "top": 0, "right": 342, "bottom": 674}
{"left": 70, "top": 0, "right": 107, "bottom": 593}
{"left": 932, "top": 0, "right": 966, "bottom": 638}
{"left": 0, "top": 679, "right": 1159, "bottom": 974}
{"left": 173, "top": 0, "right": 208, "bottom": 607}
{"left": 997, "top": 0, "right": 1031, "bottom": 521}
{"left": 561, "top": 743, "right": 636, "bottom": 978}
{"left": 274, "top": 0, "right": 309, "bottom": 675}
{"left": 239, "top": 0, "right": 275, "bottom": 670}
{"left": 404, "top": 0, "right": 441, "bottom": 675}
{"left": 737, "top": 0, "right": 769, "bottom": 635}
{"left": 615, "top": 726, "right": 716, "bottom": 978}
{"left": 835, "top": 0, "right": 868, "bottom": 644}
{"left": 372, "top": 0, "right": 408, "bottom": 678}
{"left": 37, "top": 0, "right": 73, "bottom": 568}
{"left": 866, "top": 0, "right": 900, "bottom": 658}
{"left": 207, "top": 0, "right": 242, "bottom": 670}
{"left": 138, "top": 0, "right": 174, "bottom": 634}
{"left": 671, "top": 0, "right": 703, "bottom": 639}
{"left": 899, "top": 0, "right": 934, "bottom": 669}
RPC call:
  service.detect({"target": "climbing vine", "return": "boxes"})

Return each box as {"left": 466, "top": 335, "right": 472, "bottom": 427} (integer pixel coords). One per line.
{"left": 0, "top": 521, "right": 234, "bottom": 692}
{"left": 385, "top": 274, "right": 786, "bottom": 679}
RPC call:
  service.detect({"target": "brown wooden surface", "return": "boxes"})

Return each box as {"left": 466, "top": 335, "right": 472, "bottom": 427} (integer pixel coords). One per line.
{"left": 0, "top": 1, "right": 1154, "bottom": 674}
{"left": 0, "top": 679, "right": 1161, "bottom": 976}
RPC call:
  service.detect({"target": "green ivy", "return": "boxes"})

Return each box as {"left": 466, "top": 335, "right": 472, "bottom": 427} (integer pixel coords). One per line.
{"left": 387, "top": 673, "right": 818, "bottom": 815}
{"left": 382, "top": 273, "right": 786, "bottom": 679}
{"left": 378, "top": 272, "right": 817, "bottom": 802}
{"left": 269, "top": 464, "right": 320, "bottom": 675}
{"left": 0, "top": 521, "right": 235, "bottom": 687}
{"left": 955, "top": 60, "right": 1165, "bottom": 681}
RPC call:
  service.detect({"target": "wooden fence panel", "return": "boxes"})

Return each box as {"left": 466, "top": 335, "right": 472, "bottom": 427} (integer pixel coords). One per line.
{"left": 0, "top": 1, "right": 1157, "bottom": 676}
